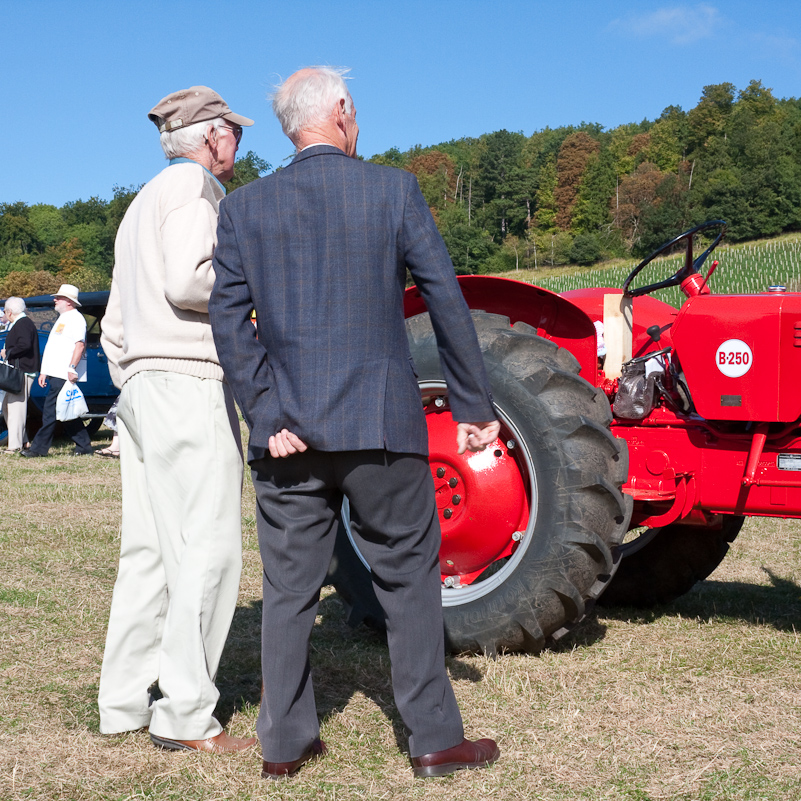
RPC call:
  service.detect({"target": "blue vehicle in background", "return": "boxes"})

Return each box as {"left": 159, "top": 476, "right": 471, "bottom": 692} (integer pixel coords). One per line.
{"left": 0, "top": 291, "right": 117, "bottom": 444}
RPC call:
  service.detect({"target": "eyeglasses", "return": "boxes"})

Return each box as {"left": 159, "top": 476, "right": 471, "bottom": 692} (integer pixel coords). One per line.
{"left": 219, "top": 125, "right": 243, "bottom": 145}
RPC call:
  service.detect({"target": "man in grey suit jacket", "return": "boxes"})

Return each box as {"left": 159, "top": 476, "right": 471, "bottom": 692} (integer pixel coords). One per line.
{"left": 210, "top": 67, "right": 501, "bottom": 780}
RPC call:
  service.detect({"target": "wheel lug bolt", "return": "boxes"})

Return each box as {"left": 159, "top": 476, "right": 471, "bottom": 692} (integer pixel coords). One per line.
{"left": 507, "top": 440, "right": 516, "bottom": 450}
{"left": 434, "top": 397, "right": 445, "bottom": 408}
{"left": 443, "top": 509, "right": 453, "bottom": 519}
{"left": 452, "top": 495, "right": 461, "bottom": 505}
{"left": 448, "top": 477, "right": 458, "bottom": 488}
{"left": 436, "top": 467, "right": 445, "bottom": 478}
{"left": 512, "top": 531, "right": 523, "bottom": 541}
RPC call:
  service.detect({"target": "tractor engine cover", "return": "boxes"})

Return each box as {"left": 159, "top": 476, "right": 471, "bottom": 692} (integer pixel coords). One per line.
{"left": 671, "top": 292, "right": 801, "bottom": 422}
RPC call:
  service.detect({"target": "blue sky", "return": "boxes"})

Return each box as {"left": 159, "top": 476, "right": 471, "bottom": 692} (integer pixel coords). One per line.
{"left": 4, "top": 0, "right": 801, "bottom": 206}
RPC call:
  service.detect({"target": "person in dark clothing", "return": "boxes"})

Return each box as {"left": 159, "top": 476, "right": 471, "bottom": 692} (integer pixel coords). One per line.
{"left": 210, "top": 66, "right": 501, "bottom": 780}
{"left": 1, "top": 297, "right": 40, "bottom": 453}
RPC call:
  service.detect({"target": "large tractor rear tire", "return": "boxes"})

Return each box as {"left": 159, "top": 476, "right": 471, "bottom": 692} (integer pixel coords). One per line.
{"left": 598, "top": 515, "right": 745, "bottom": 608}
{"left": 328, "top": 312, "right": 632, "bottom": 655}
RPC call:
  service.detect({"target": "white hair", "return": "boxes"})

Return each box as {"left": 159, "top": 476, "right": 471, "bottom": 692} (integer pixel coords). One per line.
{"left": 4, "top": 297, "right": 25, "bottom": 315}
{"left": 272, "top": 67, "right": 353, "bottom": 139}
{"left": 159, "top": 117, "right": 226, "bottom": 159}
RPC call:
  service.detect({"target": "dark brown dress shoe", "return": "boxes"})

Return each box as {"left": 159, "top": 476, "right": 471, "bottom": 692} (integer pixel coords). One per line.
{"left": 150, "top": 730, "right": 258, "bottom": 752}
{"left": 262, "top": 738, "right": 327, "bottom": 779}
{"left": 411, "top": 737, "right": 500, "bottom": 778}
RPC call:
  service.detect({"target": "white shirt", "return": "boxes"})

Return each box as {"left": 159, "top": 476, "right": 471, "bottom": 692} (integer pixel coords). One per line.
{"left": 40, "top": 307, "right": 87, "bottom": 381}
{"left": 593, "top": 319, "right": 607, "bottom": 358}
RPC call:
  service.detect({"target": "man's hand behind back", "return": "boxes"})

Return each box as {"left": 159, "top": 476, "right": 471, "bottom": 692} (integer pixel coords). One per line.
{"left": 456, "top": 420, "right": 501, "bottom": 455}
{"left": 269, "top": 422, "right": 501, "bottom": 458}
{"left": 269, "top": 429, "right": 309, "bottom": 458}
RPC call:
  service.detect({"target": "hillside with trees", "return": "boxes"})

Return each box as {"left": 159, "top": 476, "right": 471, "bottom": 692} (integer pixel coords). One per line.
{"left": 2, "top": 81, "right": 800, "bottom": 294}
{"left": 371, "top": 80, "right": 801, "bottom": 274}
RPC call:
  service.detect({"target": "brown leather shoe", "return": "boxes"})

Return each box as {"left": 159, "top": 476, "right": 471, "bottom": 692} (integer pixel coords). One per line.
{"left": 411, "top": 737, "right": 500, "bottom": 778}
{"left": 150, "top": 730, "right": 258, "bottom": 753}
{"left": 262, "top": 738, "right": 327, "bottom": 779}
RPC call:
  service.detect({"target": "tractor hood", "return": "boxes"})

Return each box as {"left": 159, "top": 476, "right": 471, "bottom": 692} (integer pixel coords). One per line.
{"left": 671, "top": 291, "right": 801, "bottom": 422}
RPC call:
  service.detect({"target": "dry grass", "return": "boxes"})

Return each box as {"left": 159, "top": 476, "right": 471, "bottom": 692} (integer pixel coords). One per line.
{"left": 1, "top": 427, "right": 800, "bottom": 800}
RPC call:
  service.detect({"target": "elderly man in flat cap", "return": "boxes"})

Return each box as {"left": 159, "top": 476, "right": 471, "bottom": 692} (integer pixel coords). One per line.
{"left": 98, "top": 86, "right": 257, "bottom": 753}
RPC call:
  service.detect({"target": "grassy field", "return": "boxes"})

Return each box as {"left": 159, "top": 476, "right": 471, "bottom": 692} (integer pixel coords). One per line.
{"left": 498, "top": 233, "right": 801, "bottom": 306}
{"left": 1, "top": 426, "right": 801, "bottom": 800}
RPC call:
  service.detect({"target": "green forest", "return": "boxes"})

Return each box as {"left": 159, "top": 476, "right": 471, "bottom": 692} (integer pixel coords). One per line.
{"left": 2, "top": 80, "right": 800, "bottom": 296}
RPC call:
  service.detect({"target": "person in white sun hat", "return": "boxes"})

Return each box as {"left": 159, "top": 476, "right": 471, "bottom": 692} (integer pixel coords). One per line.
{"left": 22, "top": 283, "right": 92, "bottom": 457}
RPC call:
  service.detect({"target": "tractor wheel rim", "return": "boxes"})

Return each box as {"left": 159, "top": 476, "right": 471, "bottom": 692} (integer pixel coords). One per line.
{"left": 421, "top": 380, "right": 538, "bottom": 606}
{"left": 339, "top": 381, "right": 538, "bottom": 607}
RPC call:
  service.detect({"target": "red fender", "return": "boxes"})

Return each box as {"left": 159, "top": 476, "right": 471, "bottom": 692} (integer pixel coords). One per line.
{"left": 405, "top": 276, "right": 598, "bottom": 380}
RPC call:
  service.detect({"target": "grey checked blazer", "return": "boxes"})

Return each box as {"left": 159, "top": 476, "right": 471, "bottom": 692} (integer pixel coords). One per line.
{"left": 210, "top": 145, "right": 495, "bottom": 459}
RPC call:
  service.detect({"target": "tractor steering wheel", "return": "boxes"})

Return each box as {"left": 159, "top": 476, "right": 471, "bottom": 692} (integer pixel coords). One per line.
{"left": 622, "top": 220, "right": 727, "bottom": 298}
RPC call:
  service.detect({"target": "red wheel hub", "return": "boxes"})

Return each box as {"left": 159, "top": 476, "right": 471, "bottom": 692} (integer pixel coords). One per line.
{"left": 425, "top": 403, "right": 529, "bottom": 584}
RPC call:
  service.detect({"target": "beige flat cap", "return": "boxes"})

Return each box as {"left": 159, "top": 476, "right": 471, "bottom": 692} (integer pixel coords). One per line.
{"left": 148, "top": 86, "right": 254, "bottom": 133}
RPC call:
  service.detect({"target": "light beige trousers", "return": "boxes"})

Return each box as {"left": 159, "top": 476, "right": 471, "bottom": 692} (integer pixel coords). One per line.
{"left": 2, "top": 374, "right": 33, "bottom": 450}
{"left": 98, "top": 371, "right": 244, "bottom": 740}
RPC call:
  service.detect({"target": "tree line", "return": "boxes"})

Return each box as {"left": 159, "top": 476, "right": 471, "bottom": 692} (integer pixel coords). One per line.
{"left": 371, "top": 79, "right": 801, "bottom": 274}
{"left": 2, "top": 80, "right": 800, "bottom": 295}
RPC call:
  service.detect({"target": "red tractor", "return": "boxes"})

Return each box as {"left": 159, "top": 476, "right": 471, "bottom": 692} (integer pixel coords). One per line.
{"left": 329, "top": 221, "right": 801, "bottom": 655}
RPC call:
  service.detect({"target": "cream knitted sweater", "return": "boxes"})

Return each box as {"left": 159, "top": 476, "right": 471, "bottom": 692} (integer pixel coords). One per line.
{"left": 101, "top": 162, "right": 226, "bottom": 388}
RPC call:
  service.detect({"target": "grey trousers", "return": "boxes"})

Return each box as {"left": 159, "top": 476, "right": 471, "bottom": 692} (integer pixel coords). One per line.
{"left": 251, "top": 449, "right": 464, "bottom": 762}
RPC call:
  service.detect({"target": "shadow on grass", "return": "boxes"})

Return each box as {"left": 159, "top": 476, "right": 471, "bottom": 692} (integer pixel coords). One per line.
{"left": 597, "top": 570, "right": 801, "bottom": 631}
{"left": 213, "top": 599, "right": 263, "bottom": 727}
{"left": 550, "top": 614, "right": 610, "bottom": 653}
{"left": 96, "top": 571, "right": 801, "bottom": 739}
{"left": 213, "top": 591, "right": 485, "bottom": 755}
